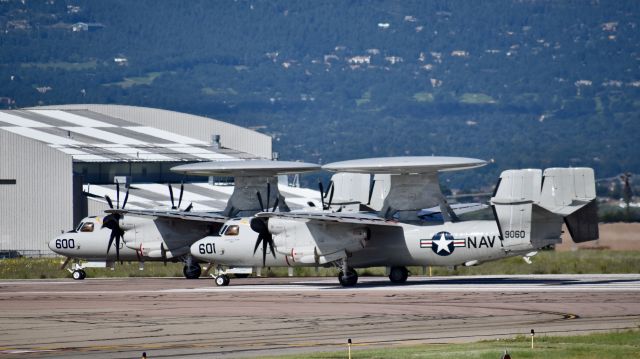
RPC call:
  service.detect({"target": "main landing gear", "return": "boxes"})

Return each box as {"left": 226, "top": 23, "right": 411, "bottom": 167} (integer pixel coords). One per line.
{"left": 338, "top": 258, "right": 358, "bottom": 287}
{"left": 183, "top": 264, "right": 202, "bottom": 279}
{"left": 182, "top": 256, "right": 202, "bottom": 279}
{"left": 388, "top": 266, "right": 409, "bottom": 284}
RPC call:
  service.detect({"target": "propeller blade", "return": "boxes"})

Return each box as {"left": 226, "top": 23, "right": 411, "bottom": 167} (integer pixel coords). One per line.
{"left": 267, "top": 236, "right": 276, "bottom": 259}
{"left": 116, "top": 180, "right": 120, "bottom": 209}
{"left": 262, "top": 236, "right": 268, "bottom": 266}
{"left": 271, "top": 197, "right": 279, "bottom": 212}
{"left": 107, "top": 231, "right": 116, "bottom": 254}
{"left": 185, "top": 203, "right": 193, "bottom": 212}
{"left": 115, "top": 233, "right": 121, "bottom": 263}
{"left": 250, "top": 217, "right": 275, "bottom": 266}
{"left": 257, "top": 191, "right": 265, "bottom": 212}
{"left": 122, "top": 186, "right": 129, "bottom": 210}
{"left": 266, "top": 182, "right": 271, "bottom": 211}
{"left": 326, "top": 182, "right": 335, "bottom": 209}
{"left": 102, "top": 213, "right": 123, "bottom": 261}
{"left": 178, "top": 181, "right": 184, "bottom": 209}
{"left": 318, "top": 182, "right": 326, "bottom": 209}
{"left": 168, "top": 184, "right": 175, "bottom": 210}
{"left": 367, "top": 179, "right": 376, "bottom": 205}
{"left": 105, "top": 195, "right": 114, "bottom": 209}
{"left": 253, "top": 234, "right": 263, "bottom": 254}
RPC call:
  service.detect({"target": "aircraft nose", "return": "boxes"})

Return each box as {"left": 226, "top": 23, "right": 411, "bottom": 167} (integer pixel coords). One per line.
{"left": 48, "top": 237, "right": 60, "bottom": 253}
{"left": 191, "top": 237, "right": 217, "bottom": 260}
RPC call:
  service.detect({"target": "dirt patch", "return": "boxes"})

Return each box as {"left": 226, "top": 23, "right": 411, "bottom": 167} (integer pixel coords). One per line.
{"left": 557, "top": 222, "right": 640, "bottom": 251}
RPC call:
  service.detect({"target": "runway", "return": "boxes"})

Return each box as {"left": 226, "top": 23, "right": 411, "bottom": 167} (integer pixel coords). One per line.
{"left": 1, "top": 274, "right": 639, "bottom": 358}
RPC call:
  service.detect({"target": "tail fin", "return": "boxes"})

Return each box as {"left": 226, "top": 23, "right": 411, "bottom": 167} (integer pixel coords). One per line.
{"left": 491, "top": 167, "right": 598, "bottom": 250}
{"left": 491, "top": 169, "right": 541, "bottom": 250}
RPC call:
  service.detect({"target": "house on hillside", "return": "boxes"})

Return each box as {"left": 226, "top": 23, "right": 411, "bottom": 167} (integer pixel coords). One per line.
{"left": 72, "top": 22, "right": 105, "bottom": 32}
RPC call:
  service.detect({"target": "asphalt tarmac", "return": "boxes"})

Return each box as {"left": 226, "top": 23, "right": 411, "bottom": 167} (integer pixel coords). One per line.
{"left": 0, "top": 274, "right": 639, "bottom": 358}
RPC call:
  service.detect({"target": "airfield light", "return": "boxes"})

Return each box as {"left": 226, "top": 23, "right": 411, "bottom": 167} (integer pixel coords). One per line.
{"left": 347, "top": 338, "right": 352, "bottom": 359}
{"left": 530, "top": 329, "right": 535, "bottom": 349}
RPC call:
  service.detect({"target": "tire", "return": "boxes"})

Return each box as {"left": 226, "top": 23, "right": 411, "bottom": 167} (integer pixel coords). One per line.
{"left": 338, "top": 268, "right": 358, "bottom": 287}
{"left": 215, "top": 275, "right": 230, "bottom": 287}
{"left": 388, "top": 266, "right": 408, "bottom": 284}
{"left": 72, "top": 270, "right": 83, "bottom": 280}
{"left": 183, "top": 264, "right": 202, "bottom": 279}
{"left": 79, "top": 270, "right": 87, "bottom": 280}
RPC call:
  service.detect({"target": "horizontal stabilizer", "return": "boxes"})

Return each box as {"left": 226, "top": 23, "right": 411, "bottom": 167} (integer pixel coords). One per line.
{"left": 540, "top": 168, "right": 596, "bottom": 216}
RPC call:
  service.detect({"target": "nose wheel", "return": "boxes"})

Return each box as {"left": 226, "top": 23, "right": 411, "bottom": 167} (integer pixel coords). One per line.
{"left": 72, "top": 270, "right": 86, "bottom": 280}
{"left": 214, "top": 274, "right": 230, "bottom": 286}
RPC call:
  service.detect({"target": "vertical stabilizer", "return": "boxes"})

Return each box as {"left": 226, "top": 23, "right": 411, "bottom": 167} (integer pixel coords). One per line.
{"left": 491, "top": 167, "right": 598, "bottom": 249}
{"left": 490, "top": 169, "right": 541, "bottom": 250}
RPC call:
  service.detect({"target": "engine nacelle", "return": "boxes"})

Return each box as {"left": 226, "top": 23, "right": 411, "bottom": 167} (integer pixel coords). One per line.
{"left": 289, "top": 247, "right": 347, "bottom": 265}
{"left": 136, "top": 241, "right": 187, "bottom": 259}
{"left": 267, "top": 218, "right": 288, "bottom": 235}
{"left": 269, "top": 218, "right": 369, "bottom": 263}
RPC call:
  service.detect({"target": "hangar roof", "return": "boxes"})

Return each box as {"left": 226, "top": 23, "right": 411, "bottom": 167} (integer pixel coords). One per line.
{"left": 85, "top": 181, "right": 321, "bottom": 211}
{"left": 0, "top": 108, "right": 257, "bottom": 162}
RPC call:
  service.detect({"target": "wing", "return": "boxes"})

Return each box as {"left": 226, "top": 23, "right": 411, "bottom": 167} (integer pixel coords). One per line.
{"left": 105, "top": 209, "right": 227, "bottom": 223}
{"left": 255, "top": 211, "right": 399, "bottom": 227}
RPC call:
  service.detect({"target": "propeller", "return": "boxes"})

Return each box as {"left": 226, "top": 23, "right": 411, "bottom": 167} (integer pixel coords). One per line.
{"left": 250, "top": 217, "right": 276, "bottom": 266}
{"left": 256, "top": 182, "right": 279, "bottom": 212}
{"left": 103, "top": 181, "right": 129, "bottom": 263}
{"left": 168, "top": 181, "right": 193, "bottom": 211}
{"left": 318, "top": 180, "right": 335, "bottom": 210}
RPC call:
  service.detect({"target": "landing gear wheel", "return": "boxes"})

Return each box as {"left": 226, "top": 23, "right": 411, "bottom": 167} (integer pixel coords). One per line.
{"left": 183, "top": 264, "right": 202, "bottom": 279}
{"left": 215, "top": 275, "right": 230, "bottom": 287}
{"left": 72, "top": 270, "right": 85, "bottom": 280}
{"left": 388, "top": 266, "right": 408, "bottom": 284}
{"left": 338, "top": 268, "right": 358, "bottom": 287}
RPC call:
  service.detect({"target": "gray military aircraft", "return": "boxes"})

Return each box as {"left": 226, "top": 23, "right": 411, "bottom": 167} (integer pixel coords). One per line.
{"left": 190, "top": 156, "right": 598, "bottom": 287}
{"left": 49, "top": 160, "right": 321, "bottom": 280}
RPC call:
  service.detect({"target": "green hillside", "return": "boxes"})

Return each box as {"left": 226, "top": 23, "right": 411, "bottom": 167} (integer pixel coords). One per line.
{"left": 1, "top": 0, "right": 639, "bottom": 188}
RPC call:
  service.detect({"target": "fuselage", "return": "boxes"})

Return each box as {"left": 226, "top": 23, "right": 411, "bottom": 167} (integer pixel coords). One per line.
{"left": 49, "top": 216, "right": 140, "bottom": 261}
{"left": 190, "top": 218, "right": 538, "bottom": 268}
{"left": 49, "top": 215, "right": 217, "bottom": 262}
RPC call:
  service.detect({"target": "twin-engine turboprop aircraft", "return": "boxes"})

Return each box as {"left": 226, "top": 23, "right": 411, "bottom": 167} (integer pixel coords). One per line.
{"left": 49, "top": 160, "right": 321, "bottom": 280}
{"left": 191, "top": 156, "right": 598, "bottom": 287}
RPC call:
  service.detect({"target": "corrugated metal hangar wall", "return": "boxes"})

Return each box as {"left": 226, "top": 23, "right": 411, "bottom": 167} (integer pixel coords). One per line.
{"left": 0, "top": 105, "right": 272, "bottom": 255}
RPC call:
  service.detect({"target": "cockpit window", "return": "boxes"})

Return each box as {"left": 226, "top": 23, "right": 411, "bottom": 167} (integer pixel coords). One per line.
{"left": 218, "top": 225, "right": 228, "bottom": 236}
{"left": 75, "top": 222, "right": 84, "bottom": 232}
{"left": 224, "top": 225, "right": 239, "bottom": 236}
{"left": 80, "top": 222, "right": 94, "bottom": 232}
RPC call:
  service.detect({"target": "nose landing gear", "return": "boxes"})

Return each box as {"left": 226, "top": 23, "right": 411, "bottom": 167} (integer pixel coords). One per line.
{"left": 72, "top": 269, "right": 86, "bottom": 280}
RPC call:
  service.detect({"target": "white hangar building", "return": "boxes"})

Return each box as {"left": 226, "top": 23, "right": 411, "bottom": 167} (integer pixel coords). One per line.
{"left": 0, "top": 105, "right": 318, "bottom": 256}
